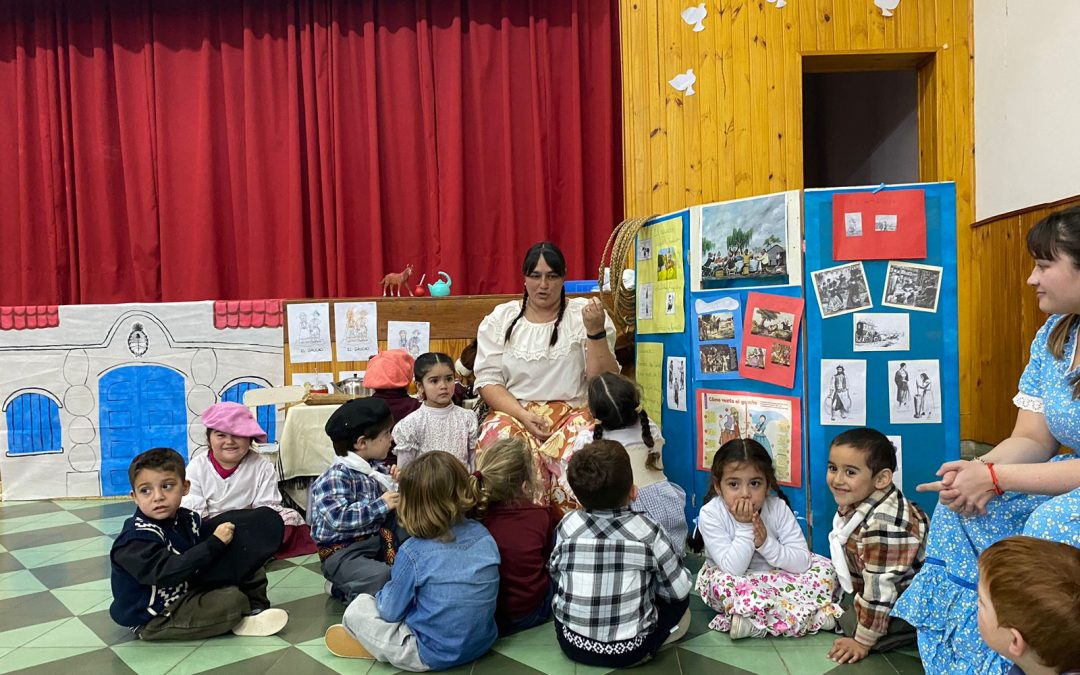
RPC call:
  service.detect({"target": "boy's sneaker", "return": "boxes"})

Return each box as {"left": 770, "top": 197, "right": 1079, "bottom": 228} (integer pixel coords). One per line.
{"left": 324, "top": 580, "right": 334, "bottom": 597}
{"left": 325, "top": 624, "right": 374, "bottom": 659}
{"left": 729, "top": 615, "right": 766, "bottom": 640}
{"left": 663, "top": 608, "right": 692, "bottom": 645}
{"left": 232, "top": 608, "right": 289, "bottom": 636}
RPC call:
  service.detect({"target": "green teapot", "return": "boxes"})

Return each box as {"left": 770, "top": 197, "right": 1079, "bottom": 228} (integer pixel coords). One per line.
{"left": 427, "top": 271, "right": 452, "bottom": 297}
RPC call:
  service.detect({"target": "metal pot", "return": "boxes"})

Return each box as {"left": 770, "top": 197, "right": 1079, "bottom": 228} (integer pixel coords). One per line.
{"left": 332, "top": 376, "right": 367, "bottom": 397}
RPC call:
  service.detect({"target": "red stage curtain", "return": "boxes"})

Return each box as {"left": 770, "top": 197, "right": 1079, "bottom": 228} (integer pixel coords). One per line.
{"left": 0, "top": 0, "right": 622, "bottom": 304}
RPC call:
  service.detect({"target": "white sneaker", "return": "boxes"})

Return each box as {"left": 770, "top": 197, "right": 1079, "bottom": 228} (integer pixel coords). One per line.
{"left": 729, "top": 615, "right": 766, "bottom": 640}
{"left": 232, "top": 608, "right": 289, "bottom": 636}
{"left": 325, "top": 580, "right": 334, "bottom": 597}
{"left": 663, "top": 609, "right": 692, "bottom": 645}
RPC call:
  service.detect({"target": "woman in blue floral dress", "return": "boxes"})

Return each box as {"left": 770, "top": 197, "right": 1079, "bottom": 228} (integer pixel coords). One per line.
{"left": 894, "top": 206, "right": 1080, "bottom": 674}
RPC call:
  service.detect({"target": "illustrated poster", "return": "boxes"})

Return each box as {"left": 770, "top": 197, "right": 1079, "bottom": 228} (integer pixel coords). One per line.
{"left": 690, "top": 191, "right": 802, "bottom": 292}
{"left": 334, "top": 301, "right": 378, "bottom": 362}
{"left": 636, "top": 342, "right": 664, "bottom": 426}
{"left": 832, "top": 189, "right": 927, "bottom": 260}
{"left": 820, "top": 359, "right": 867, "bottom": 426}
{"left": 888, "top": 359, "right": 942, "bottom": 424}
{"left": 697, "top": 389, "right": 802, "bottom": 487}
{"left": 287, "top": 302, "right": 332, "bottom": 363}
{"left": 692, "top": 295, "right": 742, "bottom": 380}
{"left": 637, "top": 216, "right": 685, "bottom": 334}
{"left": 739, "top": 292, "right": 804, "bottom": 388}
{"left": 387, "top": 321, "right": 430, "bottom": 359}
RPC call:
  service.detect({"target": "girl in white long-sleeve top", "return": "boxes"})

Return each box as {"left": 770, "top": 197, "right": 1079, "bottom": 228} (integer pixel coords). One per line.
{"left": 695, "top": 438, "right": 842, "bottom": 640}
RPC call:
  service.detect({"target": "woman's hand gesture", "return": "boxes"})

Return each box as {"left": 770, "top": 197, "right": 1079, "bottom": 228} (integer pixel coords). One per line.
{"left": 520, "top": 411, "right": 553, "bottom": 441}
{"left": 582, "top": 297, "right": 607, "bottom": 335}
{"left": 917, "top": 460, "right": 996, "bottom": 516}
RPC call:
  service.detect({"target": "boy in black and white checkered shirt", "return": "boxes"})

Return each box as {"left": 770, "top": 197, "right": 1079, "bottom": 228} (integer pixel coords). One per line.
{"left": 549, "top": 439, "right": 692, "bottom": 668}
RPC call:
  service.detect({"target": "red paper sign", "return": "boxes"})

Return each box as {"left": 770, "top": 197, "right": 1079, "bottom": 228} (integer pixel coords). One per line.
{"left": 832, "top": 189, "right": 927, "bottom": 261}
{"left": 738, "top": 292, "right": 804, "bottom": 388}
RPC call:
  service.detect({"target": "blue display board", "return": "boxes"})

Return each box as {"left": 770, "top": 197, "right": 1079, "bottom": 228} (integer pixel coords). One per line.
{"left": 803, "top": 183, "right": 960, "bottom": 553}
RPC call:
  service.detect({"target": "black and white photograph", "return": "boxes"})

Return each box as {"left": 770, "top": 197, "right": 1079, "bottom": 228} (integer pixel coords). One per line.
{"left": 637, "top": 237, "right": 652, "bottom": 261}
{"left": 666, "top": 356, "right": 687, "bottom": 412}
{"left": 882, "top": 261, "right": 943, "bottom": 313}
{"left": 701, "top": 344, "right": 738, "bottom": 374}
{"left": 888, "top": 435, "right": 904, "bottom": 489}
{"left": 810, "top": 262, "right": 873, "bottom": 319}
{"left": 750, "top": 307, "right": 795, "bottom": 342}
{"left": 853, "top": 312, "right": 910, "bottom": 352}
{"left": 638, "top": 283, "right": 653, "bottom": 320}
{"left": 698, "top": 312, "right": 736, "bottom": 341}
{"left": 844, "top": 212, "right": 863, "bottom": 237}
{"left": 744, "top": 345, "right": 767, "bottom": 370}
{"left": 770, "top": 342, "right": 792, "bottom": 367}
{"left": 888, "top": 359, "right": 941, "bottom": 424}
{"left": 874, "top": 214, "right": 898, "bottom": 232}
{"left": 665, "top": 291, "right": 677, "bottom": 315}
{"left": 821, "top": 359, "right": 866, "bottom": 426}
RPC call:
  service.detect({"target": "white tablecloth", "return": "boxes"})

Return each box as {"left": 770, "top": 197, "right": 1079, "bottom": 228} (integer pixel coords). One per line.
{"left": 278, "top": 403, "right": 341, "bottom": 480}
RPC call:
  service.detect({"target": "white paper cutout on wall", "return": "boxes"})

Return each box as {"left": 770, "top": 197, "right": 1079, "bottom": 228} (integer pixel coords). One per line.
{"left": 669, "top": 69, "right": 697, "bottom": 96}
{"left": 387, "top": 321, "right": 430, "bottom": 359}
{"left": 681, "top": 4, "right": 707, "bottom": 31}
{"left": 766, "top": 0, "right": 787, "bottom": 8}
{"left": 888, "top": 435, "right": 904, "bottom": 490}
{"left": 334, "top": 302, "right": 378, "bottom": 362}
{"left": 287, "top": 303, "right": 332, "bottom": 363}
{"left": 667, "top": 356, "right": 688, "bottom": 412}
{"left": 875, "top": 0, "right": 899, "bottom": 16}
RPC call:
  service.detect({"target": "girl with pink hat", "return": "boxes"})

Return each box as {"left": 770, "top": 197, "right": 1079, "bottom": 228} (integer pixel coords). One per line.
{"left": 182, "top": 402, "right": 317, "bottom": 558}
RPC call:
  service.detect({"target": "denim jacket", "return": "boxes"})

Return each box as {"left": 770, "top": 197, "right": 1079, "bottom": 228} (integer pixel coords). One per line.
{"left": 375, "top": 519, "right": 500, "bottom": 669}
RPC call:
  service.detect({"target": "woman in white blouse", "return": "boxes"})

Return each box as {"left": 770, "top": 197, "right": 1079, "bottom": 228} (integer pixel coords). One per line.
{"left": 473, "top": 241, "right": 619, "bottom": 508}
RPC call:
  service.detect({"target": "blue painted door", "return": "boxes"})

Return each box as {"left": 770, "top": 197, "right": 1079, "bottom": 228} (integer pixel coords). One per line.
{"left": 99, "top": 366, "right": 188, "bottom": 496}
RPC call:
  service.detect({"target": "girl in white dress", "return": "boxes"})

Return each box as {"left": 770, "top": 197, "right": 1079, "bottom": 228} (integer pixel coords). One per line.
{"left": 393, "top": 353, "right": 479, "bottom": 470}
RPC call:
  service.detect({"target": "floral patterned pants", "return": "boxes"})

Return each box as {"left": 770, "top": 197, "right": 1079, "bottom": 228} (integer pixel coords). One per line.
{"left": 695, "top": 554, "right": 842, "bottom": 637}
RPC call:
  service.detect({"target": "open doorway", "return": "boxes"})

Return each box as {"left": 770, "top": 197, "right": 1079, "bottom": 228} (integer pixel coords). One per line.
{"left": 802, "top": 52, "right": 934, "bottom": 189}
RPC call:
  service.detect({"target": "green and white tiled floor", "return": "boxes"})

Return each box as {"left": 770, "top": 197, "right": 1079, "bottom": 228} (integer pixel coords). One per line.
{"left": 0, "top": 498, "right": 924, "bottom": 674}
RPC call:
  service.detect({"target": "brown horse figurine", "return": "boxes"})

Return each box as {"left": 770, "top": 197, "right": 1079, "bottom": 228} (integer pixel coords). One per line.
{"left": 380, "top": 264, "right": 414, "bottom": 297}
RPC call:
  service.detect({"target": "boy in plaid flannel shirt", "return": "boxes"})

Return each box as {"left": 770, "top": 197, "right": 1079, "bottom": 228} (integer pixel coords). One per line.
{"left": 549, "top": 440, "right": 692, "bottom": 668}
{"left": 825, "top": 428, "right": 928, "bottom": 665}
{"left": 309, "top": 398, "right": 407, "bottom": 603}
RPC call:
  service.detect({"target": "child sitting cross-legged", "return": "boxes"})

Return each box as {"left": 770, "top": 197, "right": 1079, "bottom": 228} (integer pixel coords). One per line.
{"left": 826, "top": 428, "right": 928, "bottom": 664}
{"left": 309, "top": 398, "right": 408, "bottom": 603}
{"left": 473, "top": 437, "right": 562, "bottom": 634}
{"left": 585, "top": 372, "right": 687, "bottom": 556}
{"left": 182, "top": 402, "right": 316, "bottom": 559}
{"left": 109, "top": 448, "right": 289, "bottom": 640}
{"left": 550, "top": 439, "right": 692, "bottom": 668}
{"left": 977, "top": 536, "right": 1080, "bottom": 675}
{"left": 324, "top": 451, "right": 501, "bottom": 671}
{"left": 695, "top": 438, "right": 841, "bottom": 640}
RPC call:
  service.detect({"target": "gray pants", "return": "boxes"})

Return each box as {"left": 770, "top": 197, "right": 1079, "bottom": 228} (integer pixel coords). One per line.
{"left": 838, "top": 592, "right": 916, "bottom": 652}
{"left": 139, "top": 568, "right": 270, "bottom": 641}
{"left": 322, "top": 536, "right": 393, "bottom": 603}
{"left": 343, "top": 593, "right": 429, "bottom": 672}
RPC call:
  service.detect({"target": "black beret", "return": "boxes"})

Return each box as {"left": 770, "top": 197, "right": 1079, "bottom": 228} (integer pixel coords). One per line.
{"left": 324, "top": 397, "right": 392, "bottom": 440}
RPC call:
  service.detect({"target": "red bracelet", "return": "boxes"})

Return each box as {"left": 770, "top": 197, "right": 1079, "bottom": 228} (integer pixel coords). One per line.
{"left": 984, "top": 462, "right": 1005, "bottom": 496}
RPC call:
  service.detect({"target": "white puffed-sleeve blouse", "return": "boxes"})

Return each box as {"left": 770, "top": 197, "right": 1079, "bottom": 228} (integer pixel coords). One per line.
{"left": 474, "top": 297, "right": 617, "bottom": 407}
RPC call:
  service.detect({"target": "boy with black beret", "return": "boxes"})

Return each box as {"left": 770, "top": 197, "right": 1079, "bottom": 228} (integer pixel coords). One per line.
{"left": 310, "top": 398, "right": 407, "bottom": 602}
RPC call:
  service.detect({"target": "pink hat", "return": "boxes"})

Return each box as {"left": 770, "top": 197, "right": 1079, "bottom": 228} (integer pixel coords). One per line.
{"left": 364, "top": 349, "right": 415, "bottom": 389}
{"left": 202, "top": 402, "right": 268, "bottom": 443}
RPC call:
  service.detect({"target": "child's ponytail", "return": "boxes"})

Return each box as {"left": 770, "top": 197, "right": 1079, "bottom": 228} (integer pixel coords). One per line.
{"left": 470, "top": 438, "right": 536, "bottom": 519}
{"left": 639, "top": 409, "right": 662, "bottom": 471}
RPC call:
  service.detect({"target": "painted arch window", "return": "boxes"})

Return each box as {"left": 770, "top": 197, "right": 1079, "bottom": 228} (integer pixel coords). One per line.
{"left": 5, "top": 392, "right": 63, "bottom": 455}
{"left": 220, "top": 382, "right": 277, "bottom": 444}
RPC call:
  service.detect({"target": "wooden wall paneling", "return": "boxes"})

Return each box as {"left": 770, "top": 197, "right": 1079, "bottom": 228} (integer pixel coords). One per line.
{"left": 619, "top": 0, "right": 975, "bottom": 434}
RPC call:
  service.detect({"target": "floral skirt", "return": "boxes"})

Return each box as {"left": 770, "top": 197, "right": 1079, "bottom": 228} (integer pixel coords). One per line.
{"left": 478, "top": 401, "right": 593, "bottom": 510}
{"left": 893, "top": 455, "right": 1080, "bottom": 675}
{"left": 694, "top": 555, "right": 842, "bottom": 637}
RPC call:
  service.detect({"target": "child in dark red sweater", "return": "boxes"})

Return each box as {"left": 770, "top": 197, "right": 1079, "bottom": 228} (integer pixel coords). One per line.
{"left": 473, "top": 438, "right": 562, "bottom": 634}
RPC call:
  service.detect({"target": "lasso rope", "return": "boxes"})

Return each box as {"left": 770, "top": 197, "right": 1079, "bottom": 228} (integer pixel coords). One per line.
{"left": 598, "top": 215, "right": 656, "bottom": 335}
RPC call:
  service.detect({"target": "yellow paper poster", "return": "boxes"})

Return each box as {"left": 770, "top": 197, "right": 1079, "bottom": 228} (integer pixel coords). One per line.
{"left": 637, "top": 216, "right": 685, "bottom": 334}
{"left": 635, "top": 342, "right": 664, "bottom": 427}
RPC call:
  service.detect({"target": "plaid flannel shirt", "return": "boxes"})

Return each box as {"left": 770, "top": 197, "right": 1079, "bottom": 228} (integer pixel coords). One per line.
{"left": 308, "top": 462, "right": 391, "bottom": 546}
{"left": 839, "top": 485, "right": 929, "bottom": 646}
{"left": 549, "top": 507, "right": 692, "bottom": 643}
